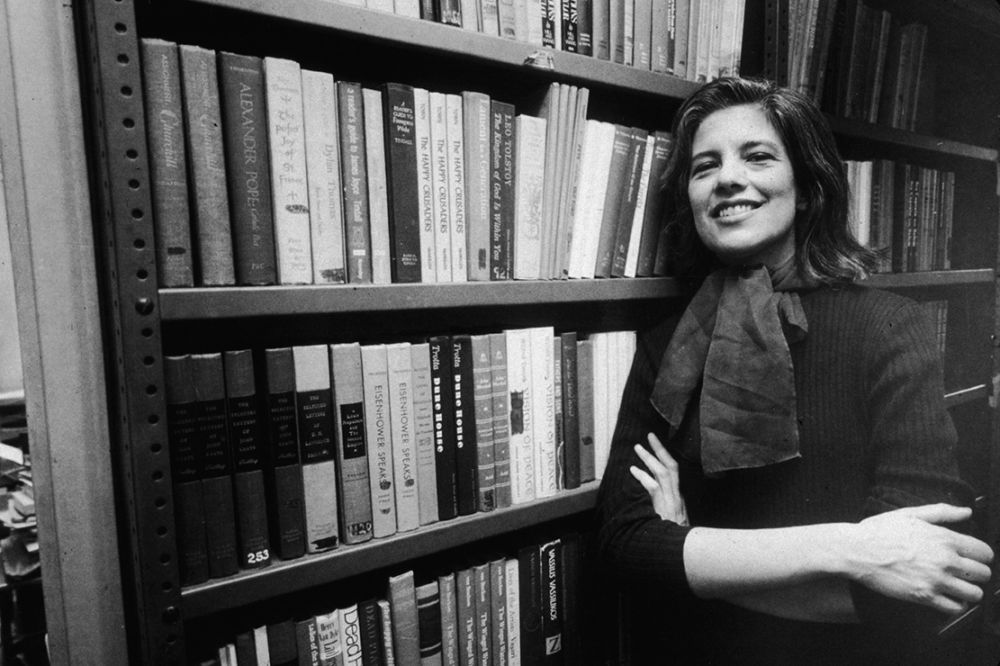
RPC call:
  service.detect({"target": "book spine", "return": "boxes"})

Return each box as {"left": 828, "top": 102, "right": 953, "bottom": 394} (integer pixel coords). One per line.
{"left": 140, "top": 39, "right": 194, "bottom": 287}
{"left": 358, "top": 599, "right": 384, "bottom": 666}
{"left": 542, "top": 0, "right": 557, "bottom": 47}
{"left": 622, "top": 133, "right": 654, "bottom": 277}
{"left": 330, "top": 342, "right": 375, "bottom": 545}
{"left": 451, "top": 335, "right": 479, "bottom": 516}
{"left": 490, "top": 101, "right": 516, "bottom": 280}
{"left": 505, "top": 328, "right": 535, "bottom": 504}
{"left": 456, "top": 568, "right": 476, "bottom": 666}
{"left": 378, "top": 599, "right": 396, "bottom": 665}
{"left": 301, "top": 69, "right": 347, "bottom": 285}
{"left": 179, "top": 45, "right": 236, "bottom": 286}
{"left": 504, "top": 558, "right": 520, "bottom": 665}
{"left": 416, "top": 582, "right": 444, "bottom": 665}
{"left": 165, "top": 355, "right": 209, "bottom": 585}
{"left": 413, "top": 88, "right": 438, "bottom": 282}
{"left": 559, "top": 533, "right": 582, "bottom": 664}
{"left": 482, "top": 0, "right": 501, "bottom": 36}
{"left": 429, "top": 92, "right": 453, "bottom": 282}
{"left": 337, "top": 605, "right": 362, "bottom": 666}
{"left": 263, "top": 347, "right": 307, "bottom": 560}
{"left": 552, "top": 337, "right": 565, "bottom": 491}
{"left": 592, "top": 125, "right": 633, "bottom": 278}
{"left": 363, "top": 88, "right": 394, "bottom": 285}
{"left": 635, "top": 132, "right": 672, "bottom": 277}
{"left": 633, "top": 0, "right": 653, "bottom": 69}
{"left": 576, "top": 339, "right": 595, "bottom": 483}
{"left": 512, "top": 115, "right": 548, "bottom": 280}
{"left": 673, "top": 0, "right": 689, "bottom": 78}
{"left": 463, "top": 91, "right": 493, "bottom": 281}
{"left": 338, "top": 81, "right": 374, "bottom": 284}
{"left": 539, "top": 539, "right": 563, "bottom": 662}
{"left": 387, "top": 342, "right": 420, "bottom": 532}
{"left": 562, "top": 0, "right": 579, "bottom": 52}
{"left": 361, "top": 344, "right": 397, "bottom": 538}
{"left": 609, "top": 128, "right": 648, "bottom": 277}
{"left": 558, "top": 333, "right": 580, "bottom": 490}
{"left": 218, "top": 52, "right": 278, "bottom": 286}
{"left": 437, "top": 573, "right": 459, "bottom": 666}
{"left": 383, "top": 83, "right": 422, "bottom": 283}
{"left": 223, "top": 349, "right": 272, "bottom": 570}
{"left": 474, "top": 563, "right": 492, "bottom": 666}
{"left": 268, "top": 620, "right": 299, "bottom": 665}
{"left": 488, "top": 333, "right": 512, "bottom": 508}
{"left": 315, "top": 610, "right": 344, "bottom": 665}
{"left": 530, "top": 327, "right": 557, "bottom": 498}
{"left": 446, "top": 94, "right": 468, "bottom": 282}
{"left": 190, "top": 353, "right": 239, "bottom": 578}
{"left": 388, "top": 571, "right": 422, "bottom": 665}
{"left": 489, "top": 559, "right": 508, "bottom": 666}
{"left": 295, "top": 617, "right": 320, "bottom": 666}
{"left": 577, "top": 0, "right": 593, "bottom": 55}
{"left": 263, "top": 56, "right": 313, "bottom": 284}
{"left": 471, "top": 335, "right": 496, "bottom": 512}
{"left": 293, "top": 344, "right": 340, "bottom": 553}
{"left": 517, "top": 545, "right": 543, "bottom": 664}
{"left": 234, "top": 631, "right": 256, "bottom": 666}
{"left": 410, "top": 342, "right": 439, "bottom": 525}
{"left": 497, "top": 0, "right": 518, "bottom": 38}
{"left": 429, "top": 335, "right": 459, "bottom": 520}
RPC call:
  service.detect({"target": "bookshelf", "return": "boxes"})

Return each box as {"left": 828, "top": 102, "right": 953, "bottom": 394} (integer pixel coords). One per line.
{"left": 1, "top": 0, "right": 995, "bottom": 662}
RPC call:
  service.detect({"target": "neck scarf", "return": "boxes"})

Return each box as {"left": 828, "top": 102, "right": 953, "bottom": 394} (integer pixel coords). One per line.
{"left": 650, "top": 258, "right": 813, "bottom": 474}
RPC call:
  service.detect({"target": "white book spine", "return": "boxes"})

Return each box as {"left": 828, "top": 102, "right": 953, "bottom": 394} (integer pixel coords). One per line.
{"left": 512, "top": 115, "right": 547, "bottom": 280}
{"left": 363, "top": 88, "right": 393, "bottom": 284}
{"left": 514, "top": 0, "right": 530, "bottom": 42}
{"left": 460, "top": 0, "right": 481, "bottom": 29}
{"left": 530, "top": 326, "right": 558, "bottom": 497}
{"left": 623, "top": 134, "right": 656, "bottom": 277}
{"left": 527, "top": 0, "right": 544, "bottom": 46}
{"left": 446, "top": 94, "right": 469, "bottom": 282}
{"left": 253, "top": 625, "right": 271, "bottom": 666}
{"left": 264, "top": 56, "right": 313, "bottom": 284}
{"left": 394, "top": 0, "right": 422, "bottom": 16}
{"left": 580, "top": 122, "right": 617, "bottom": 278}
{"left": 481, "top": 0, "right": 501, "bottom": 35}
{"left": 413, "top": 88, "right": 437, "bottom": 282}
{"left": 302, "top": 69, "right": 347, "bottom": 284}
{"left": 387, "top": 342, "right": 420, "bottom": 532}
{"left": 504, "top": 328, "right": 535, "bottom": 503}
{"left": 340, "top": 604, "right": 364, "bottom": 666}
{"left": 361, "top": 344, "right": 397, "bottom": 537}
{"left": 410, "top": 342, "right": 439, "bottom": 525}
{"left": 430, "top": 92, "right": 453, "bottom": 282}
{"left": 314, "top": 611, "right": 343, "bottom": 664}
{"left": 367, "top": 0, "right": 395, "bottom": 10}
{"left": 567, "top": 120, "right": 602, "bottom": 279}
{"left": 591, "top": 332, "right": 609, "bottom": 479}
{"left": 504, "top": 558, "right": 520, "bottom": 665}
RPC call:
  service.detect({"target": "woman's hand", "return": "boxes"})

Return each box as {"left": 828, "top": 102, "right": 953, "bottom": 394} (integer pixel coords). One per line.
{"left": 630, "top": 433, "right": 689, "bottom": 525}
{"left": 846, "top": 504, "right": 994, "bottom": 614}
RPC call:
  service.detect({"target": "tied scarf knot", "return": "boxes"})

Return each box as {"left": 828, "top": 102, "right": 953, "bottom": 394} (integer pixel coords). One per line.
{"left": 650, "top": 263, "right": 811, "bottom": 474}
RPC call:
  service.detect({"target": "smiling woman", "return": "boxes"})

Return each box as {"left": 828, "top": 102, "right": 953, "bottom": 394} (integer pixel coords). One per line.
{"left": 596, "top": 77, "right": 993, "bottom": 665}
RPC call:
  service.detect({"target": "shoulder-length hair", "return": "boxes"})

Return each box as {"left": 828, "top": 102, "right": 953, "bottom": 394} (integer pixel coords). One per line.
{"left": 660, "top": 77, "right": 878, "bottom": 283}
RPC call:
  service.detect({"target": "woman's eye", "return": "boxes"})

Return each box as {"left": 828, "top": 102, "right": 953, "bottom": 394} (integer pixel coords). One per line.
{"left": 691, "top": 161, "right": 716, "bottom": 175}
{"left": 747, "top": 152, "right": 774, "bottom": 163}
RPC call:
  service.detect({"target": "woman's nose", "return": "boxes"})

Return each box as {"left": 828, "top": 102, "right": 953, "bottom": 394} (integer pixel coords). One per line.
{"left": 716, "top": 158, "right": 747, "bottom": 189}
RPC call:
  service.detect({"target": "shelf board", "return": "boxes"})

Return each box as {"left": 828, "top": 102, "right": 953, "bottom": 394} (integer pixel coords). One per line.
{"left": 159, "top": 277, "right": 679, "bottom": 320}
{"left": 945, "top": 385, "right": 990, "bottom": 408}
{"left": 178, "top": 0, "right": 700, "bottom": 98}
{"left": 827, "top": 116, "right": 999, "bottom": 163}
{"left": 181, "top": 482, "right": 599, "bottom": 617}
{"left": 862, "top": 269, "right": 995, "bottom": 289}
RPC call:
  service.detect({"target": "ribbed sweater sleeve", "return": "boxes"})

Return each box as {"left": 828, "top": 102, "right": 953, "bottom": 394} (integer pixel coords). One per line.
{"left": 595, "top": 318, "right": 694, "bottom": 598}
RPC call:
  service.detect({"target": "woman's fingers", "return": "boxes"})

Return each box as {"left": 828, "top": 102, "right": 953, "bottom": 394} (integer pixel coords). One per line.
{"left": 629, "top": 465, "right": 659, "bottom": 493}
{"left": 647, "top": 432, "right": 678, "bottom": 470}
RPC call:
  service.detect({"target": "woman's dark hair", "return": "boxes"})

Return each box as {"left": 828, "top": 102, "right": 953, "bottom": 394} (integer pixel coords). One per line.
{"left": 660, "top": 77, "right": 878, "bottom": 283}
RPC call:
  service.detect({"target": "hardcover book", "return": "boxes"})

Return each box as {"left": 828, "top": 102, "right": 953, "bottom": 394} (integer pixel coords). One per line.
{"left": 383, "top": 83, "right": 423, "bottom": 283}
{"left": 445, "top": 94, "right": 468, "bottom": 282}
{"left": 330, "top": 342, "right": 374, "bottom": 545}
{"left": 387, "top": 342, "right": 420, "bottom": 532}
{"left": 474, "top": 563, "right": 492, "bottom": 666}
{"left": 471, "top": 334, "right": 496, "bottom": 512}
{"left": 488, "top": 332, "right": 512, "bottom": 509}
{"left": 456, "top": 567, "right": 476, "bottom": 666}
{"left": 428, "top": 335, "right": 459, "bottom": 520}
{"left": 504, "top": 558, "right": 520, "bottom": 665}
{"left": 263, "top": 347, "right": 306, "bottom": 560}
{"left": 463, "top": 91, "right": 493, "bottom": 281}
{"left": 451, "top": 334, "right": 479, "bottom": 516}
{"left": 529, "top": 327, "right": 557, "bottom": 498}
{"left": 337, "top": 81, "right": 374, "bottom": 284}
{"left": 416, "top": 581, "right": 444, "bottom": 666}
{"left": 357, "top": 599, "right": 384, "bottom": 666}
{"left": 414, "top": 87, "right": 438, "bottom": 282}
{"left": 360, "top": 344, "right": 397, "bottom": 538}
{"left": 512, "top": 114, "right": 548, "bottom": 280}
{"left": 430, "top": 92, "right": 453, "bottom": 282}
{"left": 504, "top": 327, "right": 535, "bottom": 504}
{"left": 558, "top": 333, "right": 580, "bottom": 490}
{"left": 437, "top": 573, "right": 459, "bottom": 666}
{"left": 410, "top": 342, "right": 439, "bottom": 525}
{"left": 388, "top": 571, "right": 422, "bottom": 666}
{"left": 489, "top": 100, "right": 516, "bottom": 280}
{"left": 340, "top": 604, "right": 364, "bottom": 666}
{"left": 363, "top": 88, "right": 394, "bottom": 285}
{"left": 489, "top": 558, "right": 508, "bottom": 666}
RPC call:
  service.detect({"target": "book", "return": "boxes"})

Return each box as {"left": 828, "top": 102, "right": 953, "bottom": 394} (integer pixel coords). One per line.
{"left": 489, "top": 559, "right": 508, "bottom": 666}
{"left": 497, "top": 0, "right": 517, "bottom": 38}
{"left": 341, "top": 604, "right": 364, "bottom": 666}
{"left": 428, "top": 335, "right": 458, "bottom": 520}
{"left": 301, "top": 69, "right": 347, "bottom": 285}
{"left": 430, "top": 92, "right": 453, "bottom": 282}
{"left": 463, "top": 91, "right": 493, "bottom": 281}
{"left": 474, "top": 563, "right": 492, "bottom": 666}
{"left": 416, "top": 581, "right": 444, "bottom": 666}
{"left": 539, "top": 539, "right": 563, "bottom": 661}
{"left": 218, "top": 52, "right": 278, "bottom": 286}
{"left": 383, "top": 83, "right": 422, "bottom": 283}
{"left": 504, "top": 558, "right": 520, "bottom": 664}
{"left": 378, "top": 599, "right": 396, "bottom": 665}
{"left": 263, "top": 56, "right": 312, "bottom": 284}
{"left": 635, "top": 131, "right": 672, "bottom": 277}
{"left": 190, "top": 352, "right": 239, "bottom": 578}
{"left": 673, "top": 0, "right": 690, "bottom": 78}
{"left": 537, "top": 84, "right": 562, "bottom": 281}
{"left": 559, "top": 533, "right": 582, "bottom": 664}
{"left": 358, "top": 599, "right": 384, "bottom": 666}
{"left": 567, "top": 121, "right": 615, "bottom": 279}
{"left": 364, "top": 88, "right": 393, "bottom": 284}
{"left": 267, "top": 620, "right": 298, "bottom": 666}
{"left": 410, "top": 342, "right": 439, "bottom": 525}
{"left": 164, "top": 355, "right": 208, "bottom": 585}
{"left": 529, "top": 327, "right": 557, "bottom": 499}
{"left": 253, "top": 625, "right": 270, "bottom": 665}
{"left": 446, "top": 94, "right": 469, "bottom": 282}
{"left": 414, "top": 87, "right": 438, "bottom": 282}
{"left": 451, "top": 335, "right": 479, "bottom": 516}
{"left": 315, "top": 610, "right": 344, "bottom": 666}
{"left": 388, "top": 571, "right": 421, "bottom": 666}
{"left": 609, "top": 128, "right": 649, "bottom": 277}
{"left": 517, "top": 544, "right": 543, "bottom": 664}
{"left": 577, "top": 0, "right": 593, "bottom": 55}
{"left": 471, "top": 334, "right": 496, "bottom": 512}
{"left": 296, "top": 617, "right": 321, "bottom": 666}
{"left": 222, "top": 349, "right": 271, "bottom": 569}
{"left": 263, "top": 347, "right": 307, "bottom": 560}
{"left": 576, "top": 338, "right": 595, "bottom": 483}
{"left": 633, "top": 0, "right": 653, "bottom": 69}
{"left": 558, "top": 332, "right": 580, "bottom": 490}
{"left": 235, "top": 631, "right": 257, "bottom": 666}
{"left": 561, "top": 0, "right": 579, "bottom": 52}
{"left": 292, "top": 344, "right": 340, "bottom": 553}
{"left": 337, "top": 81, "right": 373, "bottom": 284}
{"left": 140, "top": 39, "right": 194, "bottom": 287}
{"left": 488, "top": 333, "right": 512, "bottom": 509}
{"left": 512, "top": 114, "right": 548, "bottom": 280}
{"left": 482, "top": 0, "right": 502, "bottom": 36}
{"left": 622, "top": 133, "right": 655, "bottom": 277}
{"left": 555, "top": 343, "right": 566, "bottom": 491}
{"left": 593, "top": 125, "right": 636, "bottom": 278}
{"left": 490, "top": 100, "right": 516, "bottom": 280}
{"left": 330, "top": 342, "right": 374, "bottom": 545}
{"left": 456, "top": 567, "right": 476, "bottom": 666}
{"left": 179, "top": 45, "right": 236, "bottom": 286}
{"left": 361, "top": 344, "right": 397, "bottom": 538}
{"left": 504, "top": 327, "right": 535, "bottom": 504}
{"left": 437, "top": 573, "right": 459, "bottom": 666}
{"left": 387, "top": 342, "right": 420, "bottom": 532}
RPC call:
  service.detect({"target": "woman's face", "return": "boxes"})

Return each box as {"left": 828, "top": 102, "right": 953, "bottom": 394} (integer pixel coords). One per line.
{"left": 687, "top": 104, "right": 801, "bottom": 267}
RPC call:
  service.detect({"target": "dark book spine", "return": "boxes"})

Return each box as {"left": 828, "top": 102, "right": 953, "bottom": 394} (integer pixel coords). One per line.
{"left": 438, "top": 0, "right": 462, "bottom": 26}
{"left": 235, "top": 631, "right": 258, "bottom": 666}
{"left": 542, "top": 0, "right": 557, "bottom": 47}
{"left": 518, "top": 544, "right": 543, "bottom": 665}
{"left": 420, "top": 0, "right": 437, "bottom": 21}
{"left": 429, "top": 336, "right": 459, "bottom": 520}
{"left": 218, "top": 52, "right": 277, "bottom": 286}
{"left": 562, "top": 0, "right": 579, "bottom": 52}
{"left": 576, "top": 339, "right": 595, "bottom": 483}
{"left": 388, "top": 571, "right": 421, "bottom": 665}
{"left": 559, "top": 533, "right": 582, "bottom": 664}
{"left": 594, "top": 125, "right": 636, "bottom": 278}
{"left": 223, "top": 349, "right": 271, "bottom": 570}
{"left": 610, "top": 128, "right": 648, "bottom": 277}
{"left": 540, "top": 539, "right": 563, "bottom": 663}
{"left": 635, "top": 132, "right": 672, "bottom": 277}
{"left": 490, "top": 101, "right": 516, "bottom": 280}
{"left": 358, "top": 599, "right": 385, "bottom": 666}
{"left": 267, "top": 619, "right": 299, "bottom": 666}
{"left": 559, "top": 333, "right": 580, "bottom": 490}
{"left": 382, "top": 83, "right": 422, "bottom": 283}
{"left": 178, "top": 45, "right": 236, "bottom": 286}
{"left": 331, "top": 343, "right": 375, "bottom": 545}
{"left": 190, "top": 353, "right": 239, "bottom": 578}
{"left": 140, "top": 39, "right": 194, "bottom": 288}
{"left": 474, "top": 563, "right": 492, "bottom": 666}
{"left": 577, "top": 0, "right": 593, "bottom": 56}
{"left": 456, "top": 568, "right": 476, "bottom": 666}
{"left": 165, "top": 355, "right": 209, "bottom": 585}
{"left": 295, "top": 617, "right": 320, "bottom": 666}
{"left": 264, "top": 348, "right": 306, "bottom": 560}
{"left": 417, "top": 582, "right": 444, "bottom": 663}
{"left": 338, "top": 81, "right": 373, "bottom": 284}
{"left": 489, "top": 559, "right": 508, "bottom": 666}
{"left": 452, "top": 335, "right": 479, "bottom": 516}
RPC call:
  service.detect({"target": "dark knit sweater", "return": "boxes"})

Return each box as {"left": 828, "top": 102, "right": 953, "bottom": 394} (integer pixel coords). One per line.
{"left": 596, "top": 284, "right": 975, "bottom": 665}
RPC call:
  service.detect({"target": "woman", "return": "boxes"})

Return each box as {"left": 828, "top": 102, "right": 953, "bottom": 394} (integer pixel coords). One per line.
{"left": 596, "top": 77, "right": 993, "bottom": 664}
